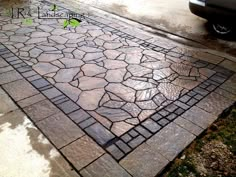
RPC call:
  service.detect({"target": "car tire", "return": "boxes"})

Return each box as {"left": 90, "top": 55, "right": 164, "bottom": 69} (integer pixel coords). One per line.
{"left": 211, "top": 22, "right": 232, "bottom": 36}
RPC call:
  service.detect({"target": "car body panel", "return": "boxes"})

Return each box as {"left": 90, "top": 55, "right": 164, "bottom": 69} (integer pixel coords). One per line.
{"left": 189, "top": 0, "right": 236, "bottom": 24}
{"left": 207, "top": 0, "right": 236, "bottom": 12}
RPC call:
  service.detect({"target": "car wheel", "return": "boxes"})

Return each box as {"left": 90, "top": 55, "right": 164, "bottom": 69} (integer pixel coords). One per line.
{"left": 212, "top": 23, "right": 232, "bottom": 35}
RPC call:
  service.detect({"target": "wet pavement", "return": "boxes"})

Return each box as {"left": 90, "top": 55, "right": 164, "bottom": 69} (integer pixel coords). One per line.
{"left": 75, "top": 0, "right": 236, "bottom": 57}
{"left": 0, "top": 0, "right": 235, "bottom": 176}
{"left": 0, "top": 88, "right": 80, "bottom": 177}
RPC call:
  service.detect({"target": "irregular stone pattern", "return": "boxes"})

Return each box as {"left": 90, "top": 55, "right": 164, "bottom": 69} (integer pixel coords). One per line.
{"left": 0, "top": 2, "right": 224, "bottom": 137}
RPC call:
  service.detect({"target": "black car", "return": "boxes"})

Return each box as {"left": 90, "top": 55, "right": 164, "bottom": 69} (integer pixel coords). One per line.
{"left": 189, "top": 0, "right": 236, "bottom": 35}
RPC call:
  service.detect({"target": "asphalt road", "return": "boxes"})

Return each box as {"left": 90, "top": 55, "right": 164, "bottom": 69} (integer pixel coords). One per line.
{"left": 78, "top": 0, "right": 236, "bottom": 57}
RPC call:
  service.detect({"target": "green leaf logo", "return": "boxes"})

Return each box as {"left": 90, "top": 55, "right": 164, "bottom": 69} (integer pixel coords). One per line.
{"left": 22, "top": 18, "right": 33, "bottom": 25}
{"left": 51, "top": 4, "right": 57, "bottom": 11}
{"left": 70, "top": 19, "right": 80, "bottom": 27}
{"left": 63, "top": 20, "right": 69, "bottom": 28}
{"left": 63, "top": 19, "right": 80, "bottom": 29}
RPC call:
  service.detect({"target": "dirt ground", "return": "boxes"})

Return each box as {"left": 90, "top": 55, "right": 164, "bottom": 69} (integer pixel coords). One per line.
{"left": 162, "top": 105, "right": 236, "bottom": 177}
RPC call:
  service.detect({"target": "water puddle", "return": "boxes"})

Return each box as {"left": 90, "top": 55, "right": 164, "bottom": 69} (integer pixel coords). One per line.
{"left": 0, "top": 115, "right": 51, "bottom": 177}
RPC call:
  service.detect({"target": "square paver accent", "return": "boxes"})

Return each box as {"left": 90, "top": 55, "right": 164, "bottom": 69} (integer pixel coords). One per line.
{"left": 129, "top": 130, "right": 139, "bottom": 137}
{"left": 42, "top": 87, "right": 62, "bottom": 99}
{"left": 142, "top": 119, "right": 161, "bottom": 133}
{"left": 135, "top": 126, "right": 152, "bottom": 138}
{"left": 37, "top": 112, "right": 84, "bottom": 148}
{"left": 0, "top": 70, "right": 22, "bottom": 85}
{"left": 81, "top": 154, "right": 131, "bottom": 177}
{"left": 27, "top": 75, "right": 42, "bottom": 82}
{"left": 24, "top": 100, "right": 59, "bottom": 122}
{"left": 69, "top": 109, "right": 91, "bottom": 124}
{"left": 31, "top": 78, "right": 50, "bottom": 89}
{"left": 21, "top": 70, "right": 37, "bottom": 78}
{"left": 181, "top": 106, "right": 217, "bottom": 129}
{"left": 57, "top": 100, "right": 80, "bottom": 114}
{"left": 17, "top": 66, "right": 32, "bottom": 73}
{"left": 61, "top": 135, "right": 104, "bottom": 170}
{"left": 1, "top": 53, "right": 15, "bottom": 59}
{"left": 79, "top": 117, "right": 96, "bottom": 129}
{"left": 128, "top": 135, "right": 145, "bottom": 148}
{"left": 106, "top": 144, "right": 125, "bottom": 160}
{"left": 146, "top": 122, "right": 195, "bottom": 161}
{"left": 158, "top": 118, "right": 170, "bottom": 126}
{"left": 120, "top": 143, "right": 169, "bottom": 177}
{"left": 197, "top": 92, "right": 234, "bottom": 116}
{"left": 116, "top": 140, "right": 131, "bottom": 153}
{"left": 174, "top": 117, "right": 204, "bottom": 136}
{"left": 121, "top": 134, "right": 132, "bottom": 142}
{"left": 2, "top": 79, "right": 38, "bottom": 101}
{"left": 85, "top": 123, "right": 115, "bottom": 146}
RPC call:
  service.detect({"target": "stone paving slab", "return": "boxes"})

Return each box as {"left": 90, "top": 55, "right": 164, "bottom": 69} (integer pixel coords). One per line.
{"left": 0, "top": 0, "right": 235, "bottom": 176}
{"left": 2, "top": 79, "right": 39, "bottom": 101}
{"left": 81, "top": 154, "right": 131, "bottom": 177}
{"left": 220, "top": 59, "right": 236, "bottom": 72}
{"left": 0, "top": 87, "right": 17, "bottom": 114}
{"left": 197, "top": 92, "right": 234, "bottom": 116}
{"left": 173, "top": 116, "right": 204, "bottom": 136}
{"left": 220, "top": 74, "right": 236, "bottom": 95}
{"left": 37, "top": 112, "right": 85, "bottom": 148}
{"left": 0, "top": 91, "right": 80, "bottom": 177}
{"left": 17, "top": 93, "right": 46, "bottom": 108}
{"left": 215, "top": 87, "right": 236, "bottom": 101}
{"left": 146, "top": 122, "right": 195, "bottom": 161}
{"left": 0, "top": 70, "right": 23, "bottom": 85}
{"left": 24, "top": 100, "right": 60, "bottom": 122}
{"left": 181, "top": 106, "right": 217, "bottom": 129}
{"left": 61, "top": 135, "right": 104, "bottom": 170}
{"left": 120, "top": 143, "right": 169, "bottom": 177}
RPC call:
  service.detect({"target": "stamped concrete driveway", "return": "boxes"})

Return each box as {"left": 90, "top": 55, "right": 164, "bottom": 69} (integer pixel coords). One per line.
{"left": 0, "top": 0, "right": 235, "bottom": 176}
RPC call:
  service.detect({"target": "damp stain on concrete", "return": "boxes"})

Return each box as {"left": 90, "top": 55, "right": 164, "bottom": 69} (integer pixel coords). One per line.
{"left": 0, "top": 115, "right": 51, "bottom": 177}
{"left": 0, "top": 111, "right": 79, "bottom": 177}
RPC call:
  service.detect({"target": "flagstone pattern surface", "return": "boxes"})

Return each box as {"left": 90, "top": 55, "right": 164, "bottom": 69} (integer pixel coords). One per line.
{"left": 0, "top": 1, "right": 235, "bottom": 176}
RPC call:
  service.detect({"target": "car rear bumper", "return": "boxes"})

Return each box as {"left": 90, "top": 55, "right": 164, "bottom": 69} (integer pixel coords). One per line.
{"left": 189, "top": 0, "right": 207, "bottom": 19}
{"left": 189, "top": 0, "right": 236, "bottom": 24}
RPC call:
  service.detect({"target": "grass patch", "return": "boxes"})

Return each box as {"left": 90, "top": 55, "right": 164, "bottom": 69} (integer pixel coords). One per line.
{"left": 163, "top": 106, "right": 236, "bottom": 177}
